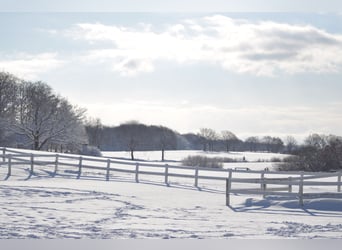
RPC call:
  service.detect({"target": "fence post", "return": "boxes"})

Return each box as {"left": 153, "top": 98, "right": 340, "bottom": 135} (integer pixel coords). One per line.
{"left": 30, "top": 154, "right": 34, "bottom": 176}
{"left": 106, "top": 159, "right": 110, "bottom": 181}
{"left": 194, "top": 167, "right": 199, "bottom": 188}
{"left": 338, "top": 172, "right": 341, "bottom": 192}
{"left": 2, "top": 148, "right": 5, "bottom": 162}
{"left": 164, "top": 164, "right": 169, "bottom": 185}
{"left": 77, "top": 156, "right": 83, "bottom": 179}
{"left": 54, "top": 154, "right": 59, "bottom": 176}
{"left": 261, "top": 171, "right": 266, "bottom": 197}
{"left": 260, "top": 171, "right": 266, "bottom": 190}
{"left": 226, "top": 169, "right": 232, "bottom": 206}
{"left": 135, "top": 163, "right": 139, "bottom": 183}
{"left": 288, "top": 176, "right": 292, "bottom": 193}
{"left": 7, "top": 154, "right": 12, "bottom": 178}
{"left": 299, "top": 172, "right": 304, "bottom": 207}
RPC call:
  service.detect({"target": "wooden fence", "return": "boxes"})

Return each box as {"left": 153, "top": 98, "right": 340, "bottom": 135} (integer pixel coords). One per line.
{"left": 225, "top": 169, "right": 342, "bottom": 206}
{"left": 0, "top": 147, "right": 233, "bottom": 186}
{"left": 1, "top": 147, "right": 342, "bottom": 206}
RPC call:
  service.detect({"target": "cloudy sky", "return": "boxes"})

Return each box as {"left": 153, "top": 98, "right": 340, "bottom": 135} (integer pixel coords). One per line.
{"left": 1, "top": 8, "right": 342, "bottom": 140}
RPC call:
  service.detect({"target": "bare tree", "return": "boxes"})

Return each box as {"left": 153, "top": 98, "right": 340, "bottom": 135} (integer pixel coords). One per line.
{"left": 85, "top": 117, "right": 103, "bottom": 148}
{"left": 198, "top": 128, "right": 218, "bottom": 151}
{"left": 12, "top": 81, "right": 57, "bottom": 149}
{"left": 245, "top": 136, "right": 259, "bottom": 151}
{"left": 0, "top": 72, "right": 18, "bottom": 117}
{"left": 278, "top": 134, "right": 342, "bottom": 172}
{"left": 284, "top": 135, "right": 297, "bottom": 153}
{"left": 0, "top": 72, "right": 18, "bottom": 145}
{"left": 12, "top": 81, "right": 87, "bottom": 151}
{"left": 118, "top": 122, "right": 144, "bottom": 160}
{"left": 259, "top": 136, "right": 284, "bottom": 152}
{"left": 304, "top": 133, "right": 327, "bottom": 149}
{"left": 261, "top": 136, "right": 273, "bottom": 152}
{"left": 221, "top": 130, "right": 238, "bottom": 152}
{"left": 49, "top": 100, "right": 88, "bottom": 152}
{"left": 158, "top": 126, "right": 177, "bottom": 161}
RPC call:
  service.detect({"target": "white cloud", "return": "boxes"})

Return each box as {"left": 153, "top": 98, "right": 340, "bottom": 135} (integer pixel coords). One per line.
{"left": 111, "top": 58, "right": 154, "bottom": 76}
{"left": 65, "top": 15, "right": 342, "bottom": 76}
{"left": 0, "top": 53, "right": 65, "bottom": 80}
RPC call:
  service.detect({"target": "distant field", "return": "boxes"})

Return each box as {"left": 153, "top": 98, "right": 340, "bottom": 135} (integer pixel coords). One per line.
{"left": 102, "top": 150, "right": 291, "bottom": 171}
{"left": 102, "top": 150, "right": 290, "bottom": 162}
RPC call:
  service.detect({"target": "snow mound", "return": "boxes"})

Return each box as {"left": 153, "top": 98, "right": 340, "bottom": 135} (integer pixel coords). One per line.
{"left": 281, "top": 199, "right": 342, "bottom": 212}
{"left": 241, "top": 196, "right": 342, "bottom": 212}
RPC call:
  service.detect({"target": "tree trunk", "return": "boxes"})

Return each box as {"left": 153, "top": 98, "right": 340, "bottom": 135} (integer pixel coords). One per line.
{"left": 131, "top": 149, "right": 134, "bottom": 160}
{"left": 34, "top": 136, "right": 39, "bottom": 150}
{"left": 161, "top": 149, "right": 164, "bottom": 162}
{"left": 210, "top": 141, "right": 213, "bottom": 151}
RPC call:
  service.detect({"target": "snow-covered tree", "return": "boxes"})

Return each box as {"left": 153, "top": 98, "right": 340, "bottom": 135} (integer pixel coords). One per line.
{"left": 47, "top": 99, "right": 88, "bottom": 152}
{"left": 0, "top": 72, "right": 19, "bottom": 145}
{"left": 12, "top": 81, "right": 87, "bottom": 151}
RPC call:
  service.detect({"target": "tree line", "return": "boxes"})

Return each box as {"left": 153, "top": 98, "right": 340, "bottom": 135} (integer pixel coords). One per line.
{"left": 86, "top": 119, "right": 178, "bottom": 160}
{"left": 0, "top": 71, "right": 296, "bottom": 157}
{"left": 85, "top": 120, "right": 298, "bottom": 160}
{"left": 278, "top": 134, "right": 342, "bottom": 172}
{"left": 1, "top": 71, "right": 341, "bottom": 171}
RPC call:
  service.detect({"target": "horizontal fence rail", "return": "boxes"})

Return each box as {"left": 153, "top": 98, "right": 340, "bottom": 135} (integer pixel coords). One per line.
{"left": 225, "top": 169, "right": 342, "bottom": 207}
{"left": 1, "top": 147, "right": 341, "bottom": 206}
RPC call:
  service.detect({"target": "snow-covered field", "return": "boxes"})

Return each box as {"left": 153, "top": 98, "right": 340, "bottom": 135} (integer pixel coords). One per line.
{"left": 0, "top": 150, "right": 341, "bottom": 239}
{"left": 102, "top": 150, "right": 289, "bottom": 162}
{"left": 102, "top": 149, "right": 289, "bottom": 171}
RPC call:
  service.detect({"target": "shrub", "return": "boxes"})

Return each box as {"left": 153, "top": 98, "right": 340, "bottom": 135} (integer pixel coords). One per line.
{"left": 276, "top": 144, "right": 342, "bottom": 172}
{"left": 220, "top": 157, "right": 239, "bottom": 163}
{"left": 80, "top": 145, "right": 102, "bottom": 157}
{"left": 182, "top": 155, "right": 223, "bottom": 168}
{"left": 275, "top": 156, "right": 301, "bottom": 171}
{"left": 270, "top": 157, "right": 282, "bottom": 162}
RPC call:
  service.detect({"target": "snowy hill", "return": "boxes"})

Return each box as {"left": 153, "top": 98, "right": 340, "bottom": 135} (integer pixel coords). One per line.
{"left": 0, "top": 149, "right": 341, "bottom": 239}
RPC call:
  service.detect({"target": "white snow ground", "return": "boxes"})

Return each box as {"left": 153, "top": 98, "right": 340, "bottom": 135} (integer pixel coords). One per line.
{"left": 0, "top": 150, "right": 341, "bottom": 239}
{"left": 102, "top": 150, "right": 289, "bottom": 163}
